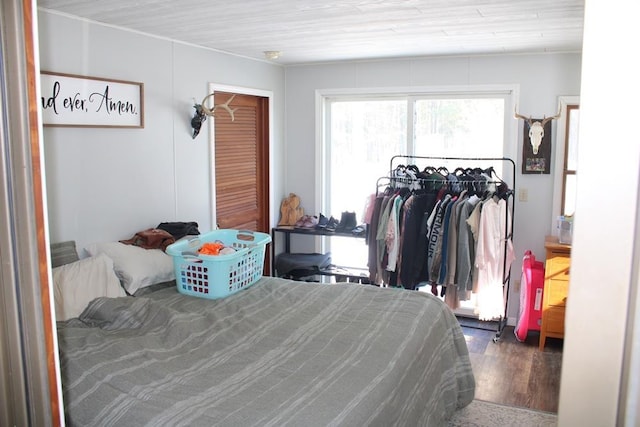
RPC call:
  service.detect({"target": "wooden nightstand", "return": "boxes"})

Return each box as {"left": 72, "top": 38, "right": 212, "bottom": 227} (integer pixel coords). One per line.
{"left": 539, "top": 236, "right": 571, "bottom": 350}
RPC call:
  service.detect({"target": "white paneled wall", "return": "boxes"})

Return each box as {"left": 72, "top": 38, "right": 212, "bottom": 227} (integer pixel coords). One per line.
{"left": 38, "top": 10, "right": 285, "bottom": 253}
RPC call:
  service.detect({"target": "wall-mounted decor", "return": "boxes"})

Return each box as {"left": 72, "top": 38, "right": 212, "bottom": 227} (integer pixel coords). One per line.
{"left": 191, "top": 93, "right": 238, "bottom": 138}
{"left": 515, "top": 110, "right": 560, "bottom": 174}
{"left": 40, "top": 71, "right": 144, "bottom": 128}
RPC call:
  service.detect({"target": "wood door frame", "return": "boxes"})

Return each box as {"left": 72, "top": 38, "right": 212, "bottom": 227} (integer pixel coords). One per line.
{"left": 2, "top": 0, "right": 61, "bottom": 425}
{"left": 206, "top": 83, "right": 273, "bottom": 230}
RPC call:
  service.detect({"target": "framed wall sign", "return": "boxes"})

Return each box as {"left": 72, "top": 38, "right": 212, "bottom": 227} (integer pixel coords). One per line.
{"left": 521, "top": 119, "right": 552, "bottom": 174}
{"left": 40, "top": 71, "right": 144, "bottom": 128}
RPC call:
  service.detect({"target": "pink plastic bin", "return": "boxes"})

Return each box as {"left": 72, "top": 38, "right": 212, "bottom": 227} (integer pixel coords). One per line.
{"left": 514, "top": 250, "right": 545, "bottom": 342}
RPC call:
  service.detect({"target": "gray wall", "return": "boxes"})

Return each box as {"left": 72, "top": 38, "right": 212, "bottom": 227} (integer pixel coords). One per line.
{"left": 38, "top": 10, "right": 286, "bottom": 253}
{"left": 284, "top": 53, "right": 582, "bottom": 321}
{"left": 38, "top": 9, "right": 583, "bottom": 323}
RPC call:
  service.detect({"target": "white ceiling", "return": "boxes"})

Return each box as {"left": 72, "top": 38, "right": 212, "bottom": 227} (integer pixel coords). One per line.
{"left": 37, "top": 0, "right": 585, "bottom": 65}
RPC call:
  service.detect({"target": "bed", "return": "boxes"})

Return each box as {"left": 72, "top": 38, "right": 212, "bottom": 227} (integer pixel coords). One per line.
{"left": 53, "top": 241, "right": 475, "bottom": 426}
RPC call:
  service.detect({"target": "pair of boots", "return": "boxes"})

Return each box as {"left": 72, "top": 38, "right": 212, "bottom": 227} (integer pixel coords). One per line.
{"left": 335, "top": 211, "right": 357, "bottom": 232}
{"left": 316, "top": 211, "right": 357, "bottom": 232}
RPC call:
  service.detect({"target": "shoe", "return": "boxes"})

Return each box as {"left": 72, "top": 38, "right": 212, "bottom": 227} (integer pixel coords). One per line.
{"left": 316, "top": 213, "right": 329, "bottom": 229}
{"left": 336, "top": 211, "right": 357, "bottom": 233}
{"left": 294, "top": 215, "right": 310, "bottom": 228}
{"left": 294, "top": 215, "right": 318, "bottom": 229}
{"left": 351, "top": 225, "right": 366, "bottom": 236}
{"left": 325, "top": 216, "right": 339, "bottom": 232}
{"left": 304, "top": 216, "right": 318, "bottom": 228}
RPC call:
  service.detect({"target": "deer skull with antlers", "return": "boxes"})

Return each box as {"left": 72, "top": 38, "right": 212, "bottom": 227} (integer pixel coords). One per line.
{"left": 514, "top": 108, "right": 561, "bottom": 155}
{"left": 190, "top": 94, "right": 239, "bottom": 139}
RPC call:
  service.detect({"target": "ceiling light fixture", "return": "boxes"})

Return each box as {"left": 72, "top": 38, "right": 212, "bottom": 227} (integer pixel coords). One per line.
{"left": 263, "top": 50, "right": 282, "bottom": 60}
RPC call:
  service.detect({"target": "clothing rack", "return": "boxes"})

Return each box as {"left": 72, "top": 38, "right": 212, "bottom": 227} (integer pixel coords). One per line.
{"left": 376, "top": 155, "right": 516, "bottom": 341}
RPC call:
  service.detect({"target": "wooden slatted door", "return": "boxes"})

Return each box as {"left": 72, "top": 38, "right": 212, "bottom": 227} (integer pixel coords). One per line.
{"left": 213, "top": 91, "right": 269, "bottom": 234}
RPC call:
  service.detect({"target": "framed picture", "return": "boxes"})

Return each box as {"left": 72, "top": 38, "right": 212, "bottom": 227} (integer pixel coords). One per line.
{"left": 40, "top": 71, "right": 144, "bottom": 128}
{"left": 521, "top": 119, "right": 552, "bottom": 174}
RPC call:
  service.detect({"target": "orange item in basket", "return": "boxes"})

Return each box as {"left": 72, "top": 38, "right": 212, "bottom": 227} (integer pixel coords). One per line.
{"left": 199, "top": 242, "right": 225, "bottom": 255}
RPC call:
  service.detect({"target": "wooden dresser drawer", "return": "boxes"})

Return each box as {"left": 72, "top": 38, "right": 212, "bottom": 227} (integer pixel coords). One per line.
{"left": 545, "top": 256, "right": 570, "bottom": 281}
{"left": 546, "top": 279, "right": 569, "bottom": 306}
{"left": 544, "top": 306, "right": 566, "bottom": 334}
{"left": 540, "top": 236, "right": 571, "bottom": 350}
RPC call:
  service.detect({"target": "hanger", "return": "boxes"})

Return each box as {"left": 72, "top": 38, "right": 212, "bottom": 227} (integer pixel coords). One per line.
{"left": 454, "top": 167, "right": 467, "bottom": 176}
{"left": 407, "top": 164, "right": 420, "bottom": 174}
{"left": 422, "top": 165, "right": 437, "bottom": 174}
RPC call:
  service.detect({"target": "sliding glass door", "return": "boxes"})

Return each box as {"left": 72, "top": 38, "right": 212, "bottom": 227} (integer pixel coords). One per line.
{"left": 324, "top": 90, "right": 511, "bottom": 270}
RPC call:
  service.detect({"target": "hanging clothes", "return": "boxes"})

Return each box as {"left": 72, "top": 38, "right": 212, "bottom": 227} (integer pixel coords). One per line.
{"left": 385, "top": 193, "right": 405, "bottom": 273}
{"left": 455, "top": 194, "right": 481, "bottom": 296}
{"left": 399, "top": 191, "right": 434, "bottom": 289}
{"left": 474, "top": 196, "right": 515, "bottom": 320}
{"left": 366, "top": 157, "right": 515, "bottom": 328}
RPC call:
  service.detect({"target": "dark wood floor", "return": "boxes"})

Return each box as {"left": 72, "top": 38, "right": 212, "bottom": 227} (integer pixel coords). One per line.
{"left": 460, "top": 322, "right": 563, "bottom": 413}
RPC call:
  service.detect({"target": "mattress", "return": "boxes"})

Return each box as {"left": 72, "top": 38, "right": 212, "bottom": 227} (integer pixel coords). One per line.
{"left": 57, "top": 276, "right": 475, "bottom": 426}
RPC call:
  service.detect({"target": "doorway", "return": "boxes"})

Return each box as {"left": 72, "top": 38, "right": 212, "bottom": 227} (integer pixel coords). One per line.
{"left": 211, "top": 89, "right": 271, "bottom": 273}
{"left": 212, "top": 91, "right": 270, "bottom": 232}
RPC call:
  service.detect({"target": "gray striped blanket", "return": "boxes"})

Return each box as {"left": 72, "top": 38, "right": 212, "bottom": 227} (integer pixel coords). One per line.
{"left": 58, "top": 276, "right": 475, "bottom": 426}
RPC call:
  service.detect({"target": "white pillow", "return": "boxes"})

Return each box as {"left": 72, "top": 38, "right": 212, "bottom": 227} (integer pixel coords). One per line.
{"left": 85, "top": 241, "right": 175, "bottom": 294}
{"left": 53, "top": 253, "right": 126, "bottom": 321}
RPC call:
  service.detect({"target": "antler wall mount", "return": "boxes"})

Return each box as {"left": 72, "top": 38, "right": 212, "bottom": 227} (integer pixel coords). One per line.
{"left": 190, "top": 93, "right": 239, "bottom": 139}
{"left": 514, "top": 107, "right": 561, "bottom": 155}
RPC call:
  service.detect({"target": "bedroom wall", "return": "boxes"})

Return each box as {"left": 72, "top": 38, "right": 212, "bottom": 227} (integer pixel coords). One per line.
{"left": 284, "top": 53, "right": 582, "bottom": 321}
{"left": 37, "top": 10, "right": 286, "bottom": 253}
{"left": 38, "top": 9, "right": 582, "bottom": 323}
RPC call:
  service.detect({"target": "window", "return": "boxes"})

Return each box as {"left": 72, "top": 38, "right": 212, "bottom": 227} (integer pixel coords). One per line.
{"left": 561, "top": 105, "right": 579, "bottom": 216}
{"left": 323, "top": 90, "right": 514, "bottom": 268}
{"left": 551, "top": 96, "right": 579, "bottom": 229}
{"left": 325, "top": 99, "right": 407, "bottom": 272}
{"left": 414, "top": 98, "right": 506, "bottom": 163}
{"left": 328, "top": 99, "right": 406, "bottom": 217}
